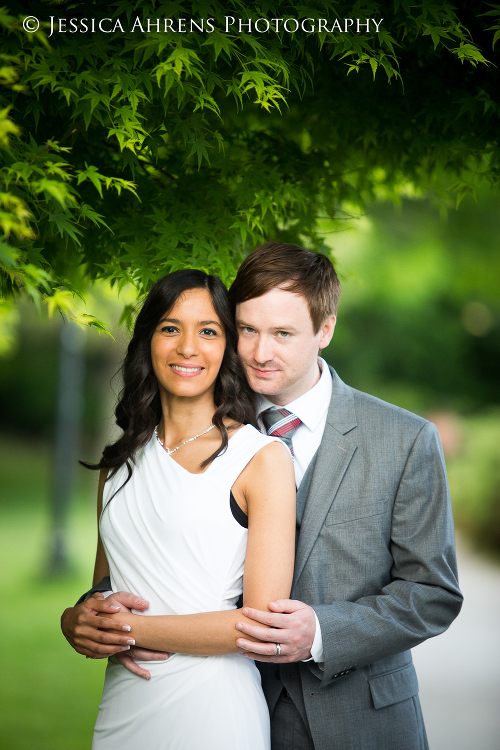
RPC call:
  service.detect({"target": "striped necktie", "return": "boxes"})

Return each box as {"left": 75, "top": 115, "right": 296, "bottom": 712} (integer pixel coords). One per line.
{"left": 261, "top": 408, "right": 301, "bottom": 456}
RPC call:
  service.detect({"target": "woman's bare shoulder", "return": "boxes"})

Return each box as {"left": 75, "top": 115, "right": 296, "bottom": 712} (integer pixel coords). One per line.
{"left": 243, "top": 438, "right": 294, "bottom": 486}
{"left": 255, "top": 437, "right": 291, "bottom": 460}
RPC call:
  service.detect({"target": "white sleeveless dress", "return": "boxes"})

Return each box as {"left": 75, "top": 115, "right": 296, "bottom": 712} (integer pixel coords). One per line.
{"left": 92, "top": 424, "right": 281, "bottom": 750}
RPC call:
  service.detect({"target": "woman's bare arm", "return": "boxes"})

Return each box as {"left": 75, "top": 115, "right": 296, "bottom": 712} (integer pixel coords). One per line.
{"left": 61, "top": 469, "right": 140, "bottom": 658}
{"left": 93, "top": 468, "right": 110, "bottom": 584}
{"left": 103, "top": 441, "right": 296, "bottom": 655}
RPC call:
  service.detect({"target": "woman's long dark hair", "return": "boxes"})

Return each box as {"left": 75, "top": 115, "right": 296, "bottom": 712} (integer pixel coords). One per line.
{"left": 83, "top": 269, "right": 258, "bottom": 489}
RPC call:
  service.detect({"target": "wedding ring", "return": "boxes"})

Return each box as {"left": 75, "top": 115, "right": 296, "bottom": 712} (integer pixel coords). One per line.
{"left": 275, "top": 643, "right": 282, "bottom": 656}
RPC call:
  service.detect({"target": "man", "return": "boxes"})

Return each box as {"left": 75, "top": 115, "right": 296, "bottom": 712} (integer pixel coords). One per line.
{"left": 62, "top": 242, "right": 462, "bottom": 749}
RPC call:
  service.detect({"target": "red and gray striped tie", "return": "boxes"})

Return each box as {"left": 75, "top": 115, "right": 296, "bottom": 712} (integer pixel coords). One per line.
{"left": 261, "top": 408, "right": 301, "bottom": 456}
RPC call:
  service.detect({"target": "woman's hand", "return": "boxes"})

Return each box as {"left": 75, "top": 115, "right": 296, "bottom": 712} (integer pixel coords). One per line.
{"left": 96, "top": 603, "right": 170, "bottom": 679}
{"left": 61, "top": 592, "right": 142, "bottom": 658}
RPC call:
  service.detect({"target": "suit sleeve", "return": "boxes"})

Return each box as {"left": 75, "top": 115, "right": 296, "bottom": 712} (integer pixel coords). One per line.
{"left": 312, "top": 421, "right": 463, "bottom": 688}
{"left": 74, "top": 576, "right": 112, "bottom": 606}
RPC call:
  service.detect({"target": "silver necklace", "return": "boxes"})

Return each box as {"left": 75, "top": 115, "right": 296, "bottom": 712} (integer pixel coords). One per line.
{"left": 154, "top": 424, "right": 216, "bottom": 456}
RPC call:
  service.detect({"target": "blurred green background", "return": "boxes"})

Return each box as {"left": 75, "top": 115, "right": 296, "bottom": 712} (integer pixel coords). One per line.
{"left": 1, "top": 191, "right": 499, "bottom": 749}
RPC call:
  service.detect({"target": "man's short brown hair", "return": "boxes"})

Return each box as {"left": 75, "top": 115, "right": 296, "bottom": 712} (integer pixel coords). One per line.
{"left": 228, "top": 242, "right": 341, "bottom": 333}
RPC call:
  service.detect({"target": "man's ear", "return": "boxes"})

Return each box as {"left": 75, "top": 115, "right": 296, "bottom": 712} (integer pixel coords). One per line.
{"left": 318, "top": 315, "right": 336, "bottom": 349}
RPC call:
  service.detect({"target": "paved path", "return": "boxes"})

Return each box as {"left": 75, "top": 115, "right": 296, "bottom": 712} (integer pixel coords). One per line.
{"left": 412, "top": 537, "right": 500, "bottom": 750}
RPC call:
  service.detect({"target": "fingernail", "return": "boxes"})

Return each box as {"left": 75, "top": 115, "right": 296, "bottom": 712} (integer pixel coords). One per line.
{"left": 126, "top": 639, "right": 135, "bottom": 646}
{"left": 242, "top": 608, "right": 249, "bottom": 616}
{"left": 137, "top": 599, "right": 149, "bottom": 605}
{"left": 236, "top": 623, "right": 243, "bottom": 630}
{"left": 121, "top": 645, "right": 130, "bottom": 651}
{"left": 122, "top": 625, "right": 131, "bottom": 632}
{"left": 110, "top": 606, "right": 120, "bottom": 611}
{"left": 160, "top": 655, "right": 168, "bottom": 660}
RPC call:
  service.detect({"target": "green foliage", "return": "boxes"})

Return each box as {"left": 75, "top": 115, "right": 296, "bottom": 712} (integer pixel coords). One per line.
{"left": 0, "top": 0, "right": 498, "bottom": 328}
{"left": 482, "top": 2, "right": 500, "bottom": 48}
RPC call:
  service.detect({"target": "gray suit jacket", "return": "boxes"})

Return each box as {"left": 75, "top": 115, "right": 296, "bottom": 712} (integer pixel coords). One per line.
{"left": 259, "top": 368, "right": 462, "bottom": 750}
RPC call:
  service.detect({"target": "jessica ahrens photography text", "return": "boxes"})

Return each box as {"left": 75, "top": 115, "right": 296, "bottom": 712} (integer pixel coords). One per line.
{"left": 38, "top": 15, "right": 384, "bottom": 37}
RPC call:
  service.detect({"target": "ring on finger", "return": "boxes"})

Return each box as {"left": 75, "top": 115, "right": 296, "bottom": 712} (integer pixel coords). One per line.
{"left": 275, "top": 643, "right": 282, "bottom": 657}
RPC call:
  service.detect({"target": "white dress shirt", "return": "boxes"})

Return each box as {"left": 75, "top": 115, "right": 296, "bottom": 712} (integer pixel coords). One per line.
{"left": 256, "top": 357, "right": 332, "bottom": 663}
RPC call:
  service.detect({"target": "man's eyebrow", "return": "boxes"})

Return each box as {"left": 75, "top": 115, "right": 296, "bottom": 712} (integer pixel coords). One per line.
{"left": 271, "top": 325, "right": 298, "bottom": 333}
{"left": 236, "top": 319, "right": 259, "bottom": 329}
{"left": 236, "top": 319, "right": 298, "bottom": 333}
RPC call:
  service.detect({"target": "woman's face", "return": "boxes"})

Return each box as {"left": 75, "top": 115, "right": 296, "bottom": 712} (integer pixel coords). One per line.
{"left": 150, "top": 288, "right": 226, "bottom": 402}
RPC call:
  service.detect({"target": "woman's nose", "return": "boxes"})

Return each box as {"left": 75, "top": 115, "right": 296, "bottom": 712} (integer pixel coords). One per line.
{"left": 177, "top": 332, "right": 198, "bottom": 357}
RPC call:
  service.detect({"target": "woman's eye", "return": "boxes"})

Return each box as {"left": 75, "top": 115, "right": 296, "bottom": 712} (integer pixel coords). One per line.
{"left": 201, "top": 328, "right": 217, "bottom": 336}
{"left": 161, "top": 326, "right": 178, "bottom": 334}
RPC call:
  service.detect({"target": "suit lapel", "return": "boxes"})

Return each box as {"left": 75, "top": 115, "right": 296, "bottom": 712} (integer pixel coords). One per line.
{"left": 293, "top": 369, "right": 358, "bottom": 586}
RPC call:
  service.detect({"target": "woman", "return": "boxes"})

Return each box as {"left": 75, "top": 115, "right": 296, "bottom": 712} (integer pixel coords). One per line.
{"left": 86, "top": 270, "right": 296, "bottom": 749}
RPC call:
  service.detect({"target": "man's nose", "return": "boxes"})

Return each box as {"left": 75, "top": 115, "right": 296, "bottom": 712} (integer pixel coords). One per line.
{"left": 252, "top": 335, "right": 274, "bottom": 364}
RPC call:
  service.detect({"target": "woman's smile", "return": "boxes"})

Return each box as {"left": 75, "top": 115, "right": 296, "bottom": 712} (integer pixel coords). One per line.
{"left": 170, "top": 363, "right": 204, "bottom": 377}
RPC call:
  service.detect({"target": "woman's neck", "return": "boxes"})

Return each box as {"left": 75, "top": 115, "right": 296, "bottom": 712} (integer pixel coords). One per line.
{"left": 158, "top": 391, "right": 216, "bottom": 445}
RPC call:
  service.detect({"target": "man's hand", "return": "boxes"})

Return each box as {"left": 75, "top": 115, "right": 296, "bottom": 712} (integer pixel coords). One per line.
{"left": 114, "top": 647, "right": 169, "bottom": 680}
{"left": 61, "top": 591, "right": 149, "bottom": 658}
{"left": 235, "top": 599, "right": 316, "bottom": 662}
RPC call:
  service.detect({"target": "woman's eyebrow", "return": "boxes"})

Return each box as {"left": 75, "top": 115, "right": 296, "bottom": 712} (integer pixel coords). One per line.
{"left": 199, "top": 320, "right": 222, "bottom": 327}
{"left": 158, "top": 317, "right": 222, "bottom": 328}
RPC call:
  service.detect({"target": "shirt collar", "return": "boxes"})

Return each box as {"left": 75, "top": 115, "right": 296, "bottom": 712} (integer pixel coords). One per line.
{"left": 256, "top": 357, "right": 333, "bottom": 432}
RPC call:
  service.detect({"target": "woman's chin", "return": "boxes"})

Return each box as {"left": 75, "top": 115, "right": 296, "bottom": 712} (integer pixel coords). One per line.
{"left": 158, "top": 380, "right": 215, "bottom": 401}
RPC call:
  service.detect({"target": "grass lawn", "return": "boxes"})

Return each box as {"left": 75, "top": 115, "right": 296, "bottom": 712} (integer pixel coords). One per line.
{"left": 0, "top": 435, "right": 107, "bottom": 750}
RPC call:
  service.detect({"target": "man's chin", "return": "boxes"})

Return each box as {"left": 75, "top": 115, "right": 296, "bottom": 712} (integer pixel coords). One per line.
{"left": 247, "top": 377, "right": 282, "bottom": 397}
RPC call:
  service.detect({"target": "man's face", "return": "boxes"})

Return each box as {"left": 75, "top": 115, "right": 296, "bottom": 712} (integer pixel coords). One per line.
{"left": 236, "top": 286, "right": 336, "bottom": 405}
